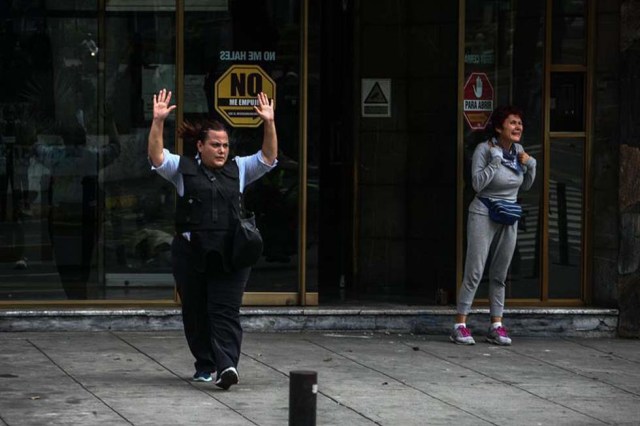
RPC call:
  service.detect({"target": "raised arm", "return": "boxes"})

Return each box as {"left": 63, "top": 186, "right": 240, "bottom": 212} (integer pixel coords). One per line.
{"left": 254, "top": 92, "right": 277, "bottom": 165}
{"left": 148, "top": 89, "right": 176, "bottom": 167}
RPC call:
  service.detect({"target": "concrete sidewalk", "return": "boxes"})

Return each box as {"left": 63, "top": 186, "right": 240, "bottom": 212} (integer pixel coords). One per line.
{"left": 0, "top": 331, "right": 639, "bottom": 426}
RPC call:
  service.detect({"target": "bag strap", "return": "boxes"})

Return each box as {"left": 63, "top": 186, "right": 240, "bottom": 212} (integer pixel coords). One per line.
{"left": 478, "top": 196, "right": 519, "bottom": 208}
{"left": 478, "top": 197, "right": 492, "bottom": 210}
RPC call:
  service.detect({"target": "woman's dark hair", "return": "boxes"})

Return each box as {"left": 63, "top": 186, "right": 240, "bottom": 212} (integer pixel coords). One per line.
{"left": 489, "top": 105, "right": 524, "bottom": 137}
{"left": 178, "top": 118, "right": 229, "bottom": 144}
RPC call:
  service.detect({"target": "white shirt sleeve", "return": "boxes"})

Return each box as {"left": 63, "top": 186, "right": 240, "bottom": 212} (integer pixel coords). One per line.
{"left": 235, "top": 150, "right": 278, "bottom": 192}
{"left": 151, "top": 149, "right": 276, "bottom": 196}
{"left": 150, "top": 149, "right": 185, "bottom": 196}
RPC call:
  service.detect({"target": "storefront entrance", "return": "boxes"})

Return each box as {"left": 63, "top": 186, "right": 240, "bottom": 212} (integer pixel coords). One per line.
{"left": 0, "top": 0, "right": 594, "bottom": 307}
{"left": 328, "top": 0, "right": 593, "bottom": 306}
{"left": 0, "top": 0, "right": 315, "bottom": 305}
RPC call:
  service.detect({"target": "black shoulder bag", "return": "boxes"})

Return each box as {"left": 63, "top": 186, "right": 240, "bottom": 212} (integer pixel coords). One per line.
{"left": 230, "top": 194, "right": 263, "bottom": 269}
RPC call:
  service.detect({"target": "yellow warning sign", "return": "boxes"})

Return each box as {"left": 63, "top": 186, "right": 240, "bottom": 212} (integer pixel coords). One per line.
{"left": 214, "top": 65, "right": 276, "bottom": 128}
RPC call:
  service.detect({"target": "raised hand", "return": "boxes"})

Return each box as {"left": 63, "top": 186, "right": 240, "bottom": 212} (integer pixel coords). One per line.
{"left": 253, "top": 92, "right": 274, "bottom": 122}
{"left": 518, "top": 151, "right": 530, "bottom": 164}
{"left": 148, "top": 89, "right": 175, "bottom": 166}
{"left": 153, "top": 89, "right": 176, "bottom": 121}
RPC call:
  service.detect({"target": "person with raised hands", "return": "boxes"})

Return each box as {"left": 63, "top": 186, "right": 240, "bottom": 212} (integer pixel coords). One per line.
{"left": 148, "top": 88, "right": 277, "bottom": 390}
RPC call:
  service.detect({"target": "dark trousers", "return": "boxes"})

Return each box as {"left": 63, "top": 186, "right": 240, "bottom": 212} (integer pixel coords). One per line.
{"left": 0, "top": 172, "right": 26, "bottom": 263}
{"left": 171, "top": 235, "right": 250, "bottom": 375}
{"left": 49, "top": 203, "right": 97, "bottom": 300}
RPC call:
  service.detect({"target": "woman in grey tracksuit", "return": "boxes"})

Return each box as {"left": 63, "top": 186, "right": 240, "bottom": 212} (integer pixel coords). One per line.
{"left": 451, "top": 105, "right": 537, "bottom": 346}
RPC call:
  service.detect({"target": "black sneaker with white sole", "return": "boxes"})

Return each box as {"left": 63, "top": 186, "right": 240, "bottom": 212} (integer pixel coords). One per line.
{"left": 215, "top": 367, "right": 239, "bottom": 390}
{"left": 192, "top": 371, "right": 213, "bottom": 382}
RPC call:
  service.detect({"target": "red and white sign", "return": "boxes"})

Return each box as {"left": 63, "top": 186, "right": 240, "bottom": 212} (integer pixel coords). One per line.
{"left": 463, "top": 72, "right": 494, "bottom": 130}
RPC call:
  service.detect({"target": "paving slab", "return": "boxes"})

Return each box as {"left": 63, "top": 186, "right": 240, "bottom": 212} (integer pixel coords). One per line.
{"left": 115, "top": 333, "right": 368, "bottom": 426}
{"left": 242, "top": 333, "right": 486, "bottom": 426}
{"left": 1, "top": 331, "right": 639, "bottom": 426}
{"left": 306, "top": 334, "right": 601, "bottom": 426}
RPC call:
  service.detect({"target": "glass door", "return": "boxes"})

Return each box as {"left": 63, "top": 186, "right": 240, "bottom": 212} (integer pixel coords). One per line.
{"left": 545, "top": 0, "right": 591, "bottom": 300}
{"left": 460, "top": 0, "right": 545, "bottom": 301}
{"left": 0, "top": 0, "right": 108, "bottom": 300}
{"left": 180, "top": 0, "right": 303, "bottom": 302}
{"left": 0, "top": 0, "right": 177, "bottom": 301}
{"left": 458, "top": 0, "right": 592, "bottom": 304}
{"left": 101, "top": 0, "right": 177, "bottom": 300}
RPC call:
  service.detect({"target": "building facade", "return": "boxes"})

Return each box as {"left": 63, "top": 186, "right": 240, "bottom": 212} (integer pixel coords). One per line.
{"left": 0, "top": 0, "right": 638, "bottom": 336}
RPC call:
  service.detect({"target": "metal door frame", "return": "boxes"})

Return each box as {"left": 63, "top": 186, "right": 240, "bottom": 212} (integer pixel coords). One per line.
{"left": 456, "top": 0, "right": 595, "bottom": 306}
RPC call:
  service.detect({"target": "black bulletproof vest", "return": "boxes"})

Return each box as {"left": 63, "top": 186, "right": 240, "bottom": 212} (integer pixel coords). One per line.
{"left": 175, "top": 156, "right": 241, "bottom": 233}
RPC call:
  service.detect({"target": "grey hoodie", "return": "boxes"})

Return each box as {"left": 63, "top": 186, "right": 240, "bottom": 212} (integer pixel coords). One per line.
{"left": 468, "top": 139, "right": 537, "bottom": 215}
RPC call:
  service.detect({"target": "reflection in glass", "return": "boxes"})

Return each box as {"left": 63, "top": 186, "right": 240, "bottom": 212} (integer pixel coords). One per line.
{"left": 184, "top": 1, "right": 301, "bottom": 293}
{"left": 549, "top": 138, "right": 583, "bottom": 299}
{"left": 0, "top": 6, "right": 108, "bottom": 300}
{"left": 550, "top": 73, "right": 584, "bottom": 132}
{"left": 552, "top": 0, "right": 586, "bottom": 65}
{"left": 464, "top": 0, "right": 544, "bottom": 300}
{"left": 0, "top": 3, "right": 177, "bottom": 300}
{"left": 33, "top": 113, "right": 121, "bottom": 299}
{"left": 101, "top": 7, "right": 177, "bottom": 299}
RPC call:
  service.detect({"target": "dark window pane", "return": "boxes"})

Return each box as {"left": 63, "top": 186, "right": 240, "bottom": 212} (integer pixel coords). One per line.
{"left": 548, "top": 138, "right": 583, "bottom": 299}
{"left": 552, "top": 0, "right": 586, "bottom": 64}
{"left": 0, "top": 3, "right": 177, "bottom": 301}
{"left": 550, "top": 72, "right": 584, "bottom": 132}
{"left": 101, "top": 7, "right": 176, "bottom": 300}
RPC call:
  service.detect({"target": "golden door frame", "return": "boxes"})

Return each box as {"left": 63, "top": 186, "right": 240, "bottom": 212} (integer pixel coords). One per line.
{"left": 455, "top": 0, "right": 595, "bottom": 307}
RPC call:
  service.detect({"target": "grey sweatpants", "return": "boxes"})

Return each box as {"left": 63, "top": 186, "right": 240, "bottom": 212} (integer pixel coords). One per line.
{"left": 457, "top": 212, "right": 518, "bottom": 318}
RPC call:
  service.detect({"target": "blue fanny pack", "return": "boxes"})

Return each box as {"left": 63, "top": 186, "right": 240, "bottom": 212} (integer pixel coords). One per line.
{"left": 478, "top": 197, "right": 522, "bottom": 226}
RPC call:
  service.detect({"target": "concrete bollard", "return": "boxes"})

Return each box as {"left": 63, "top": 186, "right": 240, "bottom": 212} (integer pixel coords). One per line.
{"left": 289, "top": 370, "right": 317, "bottom": 426}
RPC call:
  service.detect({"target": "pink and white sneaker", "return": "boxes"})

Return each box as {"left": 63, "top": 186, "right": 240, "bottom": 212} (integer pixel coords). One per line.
{"left": 450, "top": 325, "right": 476, "bottom": 345}
{"left": 486, "top": 325, "right": 512, "bottom": 346}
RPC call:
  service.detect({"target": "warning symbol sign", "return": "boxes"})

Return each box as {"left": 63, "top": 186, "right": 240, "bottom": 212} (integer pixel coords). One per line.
{"left": 365, "top": 83, "right": 388, "bottom": 103}
{"left": 362, "top": 79, "right": 391, "bottom": 117}
{"left": 214, "top": 65, "right": 276, "bottom": 128}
